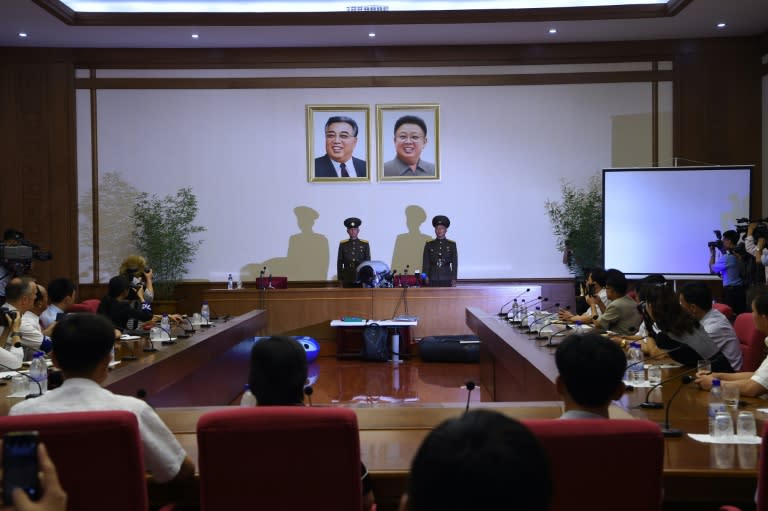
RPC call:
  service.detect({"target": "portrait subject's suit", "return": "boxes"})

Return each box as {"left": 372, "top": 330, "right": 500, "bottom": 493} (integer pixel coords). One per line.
{"left": 314, "top": 155, "right": 367, "bottom": 178}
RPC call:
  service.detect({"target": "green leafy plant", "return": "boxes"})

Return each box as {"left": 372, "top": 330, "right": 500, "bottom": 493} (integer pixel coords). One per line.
{"left": 545, "top": 174, "right": 603, "bottom": 275}
{"left": 132, "top": 187, "right": 206, "bottom": 300}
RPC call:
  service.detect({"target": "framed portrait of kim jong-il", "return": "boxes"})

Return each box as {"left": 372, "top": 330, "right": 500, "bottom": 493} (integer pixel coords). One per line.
{"left": 306, "top": 105, "right": 371, "bottom": 183}
{"left": 377, "top": 104, "right": 440, "bottom": 181}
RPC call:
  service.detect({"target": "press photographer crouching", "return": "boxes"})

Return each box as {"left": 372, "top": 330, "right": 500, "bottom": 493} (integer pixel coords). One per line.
{"left": 709, "top": 229, "right": 747, "bottom": 315}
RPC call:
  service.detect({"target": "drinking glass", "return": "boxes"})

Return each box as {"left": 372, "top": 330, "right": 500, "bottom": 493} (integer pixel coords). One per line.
{"left": 713, "top": 411, "right": 734, "bottom": 440}
{"left": 10, "top": 374, "right": 26, "bottom": 396}
{"left": 697, "top": 360, "right": 712, "bottom": 375}
{"left": 722, "top": 383, "right": 740, "bottom": 410}
{"left": 736, "top": 411, "right": 757, "bottom": 439}
{"left": 647, "top": 365, "right": 662, "bottom": 385}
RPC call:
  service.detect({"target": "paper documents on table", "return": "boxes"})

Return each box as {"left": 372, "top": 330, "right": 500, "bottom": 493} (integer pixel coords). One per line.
{"left": 688, "top": 433, "right": 761, "bottom": 445}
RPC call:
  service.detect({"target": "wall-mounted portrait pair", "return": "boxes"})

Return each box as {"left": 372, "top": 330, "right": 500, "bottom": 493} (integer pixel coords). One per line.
{"left": 306, "top": 104, "right": 440, "bottom": 183}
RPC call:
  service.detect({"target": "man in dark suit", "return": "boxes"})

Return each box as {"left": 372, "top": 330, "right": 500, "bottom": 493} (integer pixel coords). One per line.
{"left": 314, "top": 116, "right": 367, "bottom": 178}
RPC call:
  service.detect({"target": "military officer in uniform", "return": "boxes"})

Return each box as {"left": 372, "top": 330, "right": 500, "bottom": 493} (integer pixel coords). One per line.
{"left": 337, "top": 217, "right": 371, "bottom": 287}
{"left": 422, "top": 215, "right": 458, "bottom": 287}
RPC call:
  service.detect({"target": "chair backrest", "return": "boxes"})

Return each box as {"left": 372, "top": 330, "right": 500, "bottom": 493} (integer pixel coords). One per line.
{"left": 66, "top": 299, "right": 101, "bottom": 313}
{"left": 734, "top": 312, "right": 766, "bottom": 372}
{"left": 522, "top": 419, "right": 664, "bottom": 511}
{"left": 0, "top": 411, "right": 148, "bottom": 511}
{"left": 713, "top": 302, "right": 735, "bottom": 321}
{"left": 197, "top": 406, "right": 362, "bottom": 511}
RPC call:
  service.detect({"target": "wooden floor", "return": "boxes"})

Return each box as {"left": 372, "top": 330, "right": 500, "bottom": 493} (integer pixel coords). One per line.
{"left": 230, "top": 356, "right": 494, "bottom": 407}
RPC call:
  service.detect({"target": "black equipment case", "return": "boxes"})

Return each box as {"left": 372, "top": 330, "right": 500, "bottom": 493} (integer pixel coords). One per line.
{"left": 419, "top": 335, "right": 480, "bottom": 363}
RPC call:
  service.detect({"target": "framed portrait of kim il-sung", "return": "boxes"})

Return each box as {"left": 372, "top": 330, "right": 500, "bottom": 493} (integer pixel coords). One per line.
{"left": 306, "top": 105, "right": 371, "bottom": 183}
{"left": 377, "top": 104, "right": 440, "bottom": 182}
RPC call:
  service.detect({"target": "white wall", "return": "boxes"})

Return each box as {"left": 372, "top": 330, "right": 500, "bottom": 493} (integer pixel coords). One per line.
{"left": 77, "top": 67, "right": 668, "bottom": 282}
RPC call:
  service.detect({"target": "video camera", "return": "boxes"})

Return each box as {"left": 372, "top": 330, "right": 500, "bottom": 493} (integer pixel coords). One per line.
{"left": 735, "top": 217, "right": 768, "bottom": 241}
{"left": 0, "top": 237, "right": 52, "bottom": 277}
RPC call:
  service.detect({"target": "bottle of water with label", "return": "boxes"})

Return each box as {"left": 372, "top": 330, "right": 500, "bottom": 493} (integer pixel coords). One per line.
{"left": 227, "top": 273, "right": 234, "bottom": 290}
{"left": 28, "top": 351, "right": 48, "bottom": 395}
{"left": 520, "top": 300, "right": 529, "bottom": 328}
{"left": 160, "top": 313, "right": 170, "bottom": 336}
{"left": 627, "top": 342, "right": 645, "bottom": 385}
{"left": 708, "top": 378, "right": 726, "bottom": 435}
{"left": 201, "top": 301, "right": 211, "bottom": 324}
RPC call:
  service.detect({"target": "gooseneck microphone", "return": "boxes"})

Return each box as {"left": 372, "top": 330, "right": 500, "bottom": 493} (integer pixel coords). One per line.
{"left": 304, "top": 386, "right": 313, "bottom": 407}
{"left": 0, "top": 361, "right": 42, "bottom": 399}
{"left": 498, "top": 288, "right": 530, "bottom": 316}
{"left": 464, "top": 380, "right": 476, "bottom": 413}
{"left": 661, "top": 375, "right": 695, "bottom": 437}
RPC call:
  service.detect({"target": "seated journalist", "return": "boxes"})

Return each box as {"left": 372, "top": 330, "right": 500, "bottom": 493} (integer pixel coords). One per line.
{"left": 555, "top": 332, "right": 626, "bottom": 419}
{"left": 9, "top": 313, "right": 195, "bottom": 483}
{"left": 247, "top": 336, "right": 375, "bottom": 511}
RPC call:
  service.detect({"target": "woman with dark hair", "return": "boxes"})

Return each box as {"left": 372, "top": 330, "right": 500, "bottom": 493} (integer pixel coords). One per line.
{"left": 641, "top": 285, "right": 733, "bottom": 372}
{"left": 697, "top": 290, "right": 768, "bottom": 396}
{"left": 97, "top": 275, "right": 153, "bottom": 332}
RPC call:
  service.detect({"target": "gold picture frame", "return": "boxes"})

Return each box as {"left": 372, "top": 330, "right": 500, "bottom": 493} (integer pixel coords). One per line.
{"left": 306, "top": 105, "right": 371, "bottom": 182}
{"left": 376, "top": 104, "right": 440, "bottom": 181}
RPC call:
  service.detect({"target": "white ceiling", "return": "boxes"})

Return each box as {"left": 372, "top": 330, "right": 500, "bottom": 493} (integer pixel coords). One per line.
{"left": 1, "top": 0, "right": 767, "bottom": 48}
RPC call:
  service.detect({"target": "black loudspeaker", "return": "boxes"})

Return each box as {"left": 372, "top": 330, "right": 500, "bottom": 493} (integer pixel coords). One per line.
{"left": 419, "top": 335, "right": 480, "bottom": 363}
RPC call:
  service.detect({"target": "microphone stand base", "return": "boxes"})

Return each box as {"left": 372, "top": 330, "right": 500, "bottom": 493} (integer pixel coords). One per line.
{"left": 661, "top": 426, "right": 684, "bottom": 437}
{"left": 640, "top": 402, "right": 664, "bottom": 409}
{"left": 143, "top": 347, "right": 158, "bottom": 352}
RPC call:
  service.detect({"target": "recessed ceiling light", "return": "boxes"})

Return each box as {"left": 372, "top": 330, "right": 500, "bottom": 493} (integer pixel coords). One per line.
{"left": 18, "top": 32, "right": 28, "bottom": 38}
{"left": 368, "top": 32, "right": 376, "bottom": 38}
{"left": 716, "top": 22, "right": 726, "bottom": 29}
{"left": 548, "top": 28, "right": 558, "bottom": 34}
{"left": 191, "top": 33, "right": 200, "bottom": 39}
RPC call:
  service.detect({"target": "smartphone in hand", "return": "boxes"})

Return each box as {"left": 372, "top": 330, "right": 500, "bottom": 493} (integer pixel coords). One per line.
{"left": 2, "top": 431, "right": 41, "bottom": 505}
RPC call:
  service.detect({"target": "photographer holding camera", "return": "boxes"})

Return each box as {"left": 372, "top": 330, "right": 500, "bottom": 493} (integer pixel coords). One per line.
{"left": 119, "top": 255, "right": 154, "bottom": 304}
{"left": 744, "top": 221, "right": 768, "bottom": 284}
{"left": 0, "top": 229, "right": 53, "bottom": 306}
{"left": 709, "top": 229, "right": 747, "bottom": 314}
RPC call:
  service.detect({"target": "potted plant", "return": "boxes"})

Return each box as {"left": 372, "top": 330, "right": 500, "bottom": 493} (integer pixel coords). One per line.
{"left": 545, "top": 174, "right": 603, "bottom": 277}
{"left": 132, "top": 187, "right": 206, "bottom": 301}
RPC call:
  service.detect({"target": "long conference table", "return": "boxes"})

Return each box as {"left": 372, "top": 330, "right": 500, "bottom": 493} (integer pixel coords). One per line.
{"left": 2, "top": 308, "right": 761, "bottom": 511}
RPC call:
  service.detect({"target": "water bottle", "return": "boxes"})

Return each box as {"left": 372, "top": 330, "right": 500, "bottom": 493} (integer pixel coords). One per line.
{"left": 227, "top": 273, "right": 234, "bottom": 290}
{"left": 240, "top": 384, "right": 257, "bottom": 407}
{"left": 160, "top": 313, "right": 170, "bottom": 336}
{"left": 509, "top": 299, "right": 519, "bottom": 323}
{"left": 628, "top": 342, "right": 645, "bottom": 385}
{"left": 708, "top": 379, "right": 727, "bottom": 435}
{"left": 520, "top": 300, "right": 529, "bottom": 328}
{"left": 201, "top": 301, "right": 210, "bottom": 324}
{"left": 28, "top": 352, "right": 47, "bottom": 395}
{"left": 573, "top": 319, "right": 584, "bottom": 333}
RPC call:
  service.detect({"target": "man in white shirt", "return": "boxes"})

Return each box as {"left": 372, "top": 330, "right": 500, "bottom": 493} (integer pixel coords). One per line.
{"left": 679, "top": 282, "right": 742, "bottom": 371}
{"left": 10, "top": 313, "right": 195, "bottom": 483}
{"left": 558, "top": 268, "right": 610, "bottom": 325}
{"left": 40, "top": 277, "right": 76, "bottom": 329}
{"left": 20, "top": 282, "right": 55, "bottom": 359}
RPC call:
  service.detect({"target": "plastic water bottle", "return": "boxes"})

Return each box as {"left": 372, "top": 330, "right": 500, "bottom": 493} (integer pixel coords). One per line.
{"left": 520, "top": 300, "right": 529, "bottom": 327}
{"left": 627, "top": 342, "right": 645, "bottom": 385}
{"left": 160, "top": 313, "right": 170, "bottom": 335}
{"left": 201, "top": 301, "right": 210, "bottom": 325}
{"left": 28, "top": 352, "right": 47, "bottom": 395}
{"left": 509, "top": 299, "right": 519, "bottom": 323}
{"left": 240, "top": 384, "right": 257, "bottom": 407}
{"left": 227, "top": 273, "right": 234, "bottom": 290}
{"left": 573, "top": 319, "right": 584, "bottom": 333}
{"left": 708, "top": 379, "right": 727, "bottom": 435}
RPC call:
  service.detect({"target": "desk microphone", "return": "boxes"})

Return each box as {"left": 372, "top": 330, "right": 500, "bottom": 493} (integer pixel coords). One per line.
{"left": 498, "top": 288, "right": 530, "bottom": 317}
{"left": 259, "top": 267, "right": 266, "bottom": 289}
{"left": 0, "top": 361, "right": 42, "bottom": 399}
{"left": 304, "top": 386, "right": 313, "bottom": 407}
{"left": 526, "top": 303, "right": 560, "bottom": 338}
{"left": 543, "top": 329, "right": 571, "bottom": 348}
{"left": 463, "top": 380, "right": 476, "bottom": 413}
{"left": 661, "top": 375, "right": 695, "bottom": 437}
{"left": 640, "top": 364, "right": 697, "bottom": 409}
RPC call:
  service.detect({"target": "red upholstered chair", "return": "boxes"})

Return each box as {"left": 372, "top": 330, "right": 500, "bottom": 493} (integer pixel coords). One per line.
{"left": 66, "top": 298, "right": 101, "bottom": 313}
{"left": 713, "top": 301, "right": 736, "bottom": 321}
{"left": 0, "top": 411, "right": 150, "bottom": 511}
{"left": 197, "top": 406, "right": 362, "bottom": 511}
{"left": 734, "top": 312, "right": 766, "bottom": 372}
{"left": 522, "top": 419, "right": 664, "bottom": 511}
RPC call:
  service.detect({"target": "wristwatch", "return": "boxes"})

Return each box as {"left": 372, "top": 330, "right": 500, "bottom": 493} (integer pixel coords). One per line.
{"left": 620, "top": 339, "right": 628, "bottom": 349}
